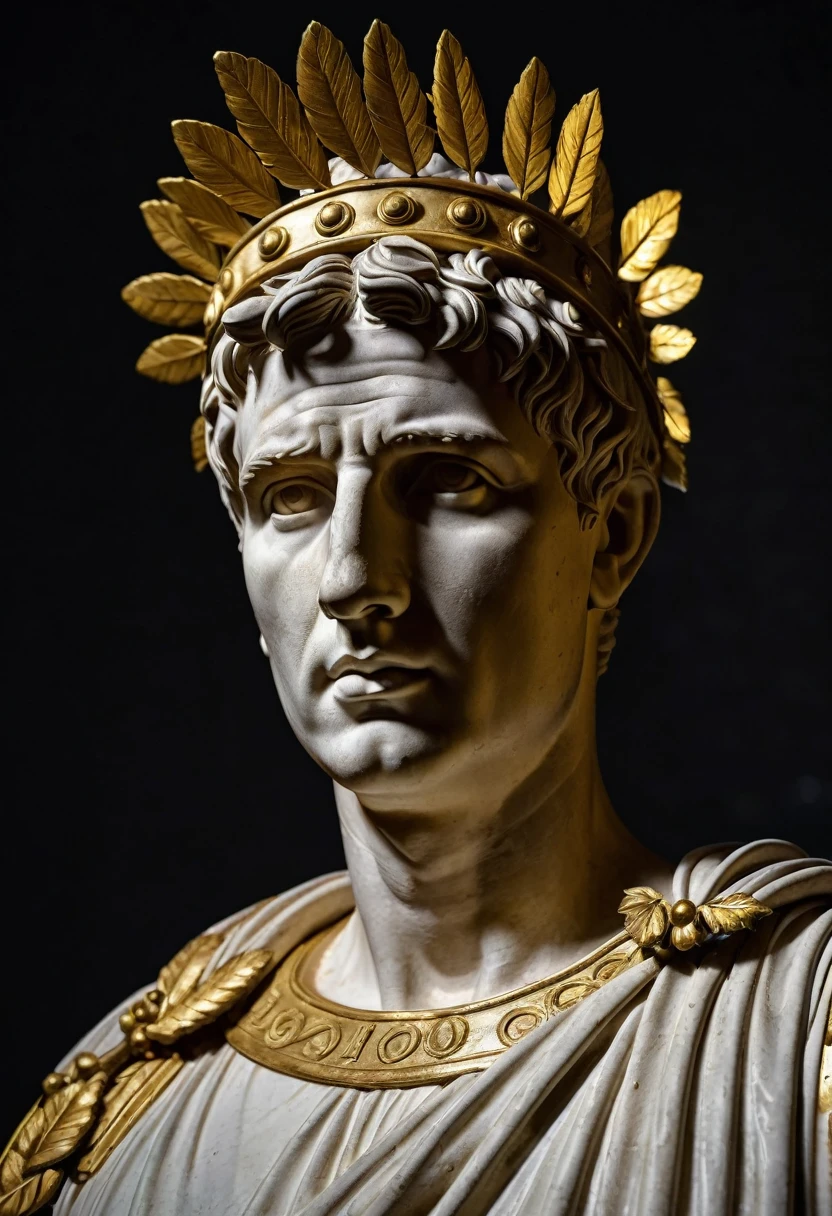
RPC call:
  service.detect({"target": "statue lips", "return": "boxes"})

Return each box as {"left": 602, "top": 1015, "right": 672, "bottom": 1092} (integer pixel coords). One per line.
{"left": 327, "top": 654, "right": 433, "bottom": 704}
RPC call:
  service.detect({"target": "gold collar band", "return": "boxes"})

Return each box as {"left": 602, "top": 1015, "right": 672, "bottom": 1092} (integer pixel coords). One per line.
{"left": 227, "top": 919, "right": 643, "bottom": 1089}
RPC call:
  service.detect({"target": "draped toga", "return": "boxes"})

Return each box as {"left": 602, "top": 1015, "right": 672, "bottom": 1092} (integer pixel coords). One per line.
{"left": 53, "top": 840, "right": 831, "bottom": 1215}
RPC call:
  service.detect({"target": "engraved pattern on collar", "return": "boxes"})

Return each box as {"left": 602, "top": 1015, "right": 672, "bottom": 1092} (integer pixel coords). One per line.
{"left": 226, "top": 919, "right": 645, "bottom": 1088}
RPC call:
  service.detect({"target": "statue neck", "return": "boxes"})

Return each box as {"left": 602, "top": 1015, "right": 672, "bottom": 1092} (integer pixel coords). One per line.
{"left": 318, "top": 729, "right": 671, "bottom": 1012}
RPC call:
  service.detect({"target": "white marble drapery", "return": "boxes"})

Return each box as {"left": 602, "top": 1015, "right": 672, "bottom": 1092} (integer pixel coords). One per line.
{"left": 54, "top": 840, "right": 831, "bottom": 1216}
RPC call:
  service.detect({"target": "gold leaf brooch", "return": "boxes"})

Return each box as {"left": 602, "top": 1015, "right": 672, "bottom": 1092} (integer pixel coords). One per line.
{"left": 618, "top": 887, "right": 772, "bottom": 952}
{"left": 0, "top": 936, "right": 273, "bottom": 1215}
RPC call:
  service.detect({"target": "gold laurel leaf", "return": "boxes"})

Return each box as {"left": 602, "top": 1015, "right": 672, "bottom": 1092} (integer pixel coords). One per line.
{"left": 8, "top": 1113, "right": 44, "bottom": 1169}
{"left": 657, "top": 376, "right": 691, "bottom": 444}
{"left": 661, "top": 438, "right": 688, "bottom": 491}
{"left": 147, "top": 949, "right": 273, "bottom": 1045}
{"left": 76, "top": 1056, "right": 183, "bottom": 1178}
{"left": 698, "top": 892, "right": 773, "bottom": 936}
{"left": 136, "top": 334, "right": 206, "bottom": 385}
{"left": 637, "top": 265, "right": 703, "bottom": 318}
{"left": 191, "top": 416, "right": 208, "bottom": 473}
{"left": 76, "top": 1061, "right": 147, "bottom": 1165}
{"left": 432, "top": 31, "right": 488, "bottom": 181}
{"left": 1, "top": 1102, "right": 41, "bottom": 1186}
{"left": 650, "top": 324, "right": 697, "bottom": 364}
{"left": 548, "top": 89, "right": 603, "bottom": 219}
{"left": 570, "top": 193, "right": 593, "bottom": 238}
{"left": 172, "top": 120, "right": 280, "bottom": 219}
{"left": 156, "top": 932, "right": 225, "bottom": 1015}
{"left": 0, "top": 1150, "right": 23, "bottom": 1196}
{"left": 139, "top": 200, "right": 220, "bottom": 281}
{"left": 363, "top": 20, "right": 434, "bottom": 174}
{"left": 157, "top": 177, "right": 250, "bottom": 247}
{"left": 587, "top": 161, "right": 614, "bottom": 255}
{"left": 0, "top": 1147, "right": 24, "bottom": 1196}
{"left": 297, "top": 22, "right": 381, "bottom": 177}
{"left": 214, "top": 51, "right": 330, "bottom": 191}
{"left": 502, "top": 57, "right": 555, "bottom": 200}
{"left": 618, "top": 189, "right": 681, "bottom": 282}
{"left": 0, "top": 1166, "right": 62, "bottom": 1216}
{"left": 18, "top": 1077, "right": 105, "bottom": 1172}
{"left": 121, "top": 273, "right": 211, "bottom": 327}
{"left": 618, "top": 886, "right": 670, "bottom": 948}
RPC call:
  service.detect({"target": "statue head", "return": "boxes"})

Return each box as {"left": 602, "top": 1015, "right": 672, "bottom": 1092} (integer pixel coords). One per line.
{"left": 199, "top": 231, "right": 660, "bottom": 806}
{"left": 123, "top": 25, "right": 700, "bottom": 812}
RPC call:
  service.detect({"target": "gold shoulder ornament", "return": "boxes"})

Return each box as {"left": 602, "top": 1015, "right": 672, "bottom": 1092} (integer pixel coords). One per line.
{"left": 617, "top": 886, "right": 772, "bottom": 952}
{"left": 0, "top": 935, "right": 273, "bottom": 1216}
{"left": 121, "top": 21, "right": 700, "bottom": 492}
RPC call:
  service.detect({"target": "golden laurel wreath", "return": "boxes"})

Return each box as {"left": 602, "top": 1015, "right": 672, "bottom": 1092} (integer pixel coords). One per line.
{"left": 121, "top": 21, "right": 699, "bottom": 490}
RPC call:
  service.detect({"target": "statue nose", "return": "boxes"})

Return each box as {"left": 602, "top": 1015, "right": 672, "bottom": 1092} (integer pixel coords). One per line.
{"left": 318, "top": 551, "right": 410, "bottom": 621}
{"left": 317, "top": 471, "right": 410, "bottom": 622}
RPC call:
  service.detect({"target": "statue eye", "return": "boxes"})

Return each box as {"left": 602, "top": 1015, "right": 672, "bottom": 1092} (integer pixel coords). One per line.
{"left": 404, "top": 458, "right": 491, "bottom": 512}
{"left": 266, "top": 482, "right": 324, "bottom": 515}
{"left": 427, "top": 462, "right": 482, "bottom": 495}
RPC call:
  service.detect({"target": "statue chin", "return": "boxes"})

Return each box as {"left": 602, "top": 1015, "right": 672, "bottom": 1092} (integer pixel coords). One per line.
{"left": 293, "top": 714, "right": 453, "bottom": 796}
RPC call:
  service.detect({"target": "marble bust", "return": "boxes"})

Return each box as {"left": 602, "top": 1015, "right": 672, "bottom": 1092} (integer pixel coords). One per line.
{"left": 2, "top": 23, "right": 828, "bottom": 1216}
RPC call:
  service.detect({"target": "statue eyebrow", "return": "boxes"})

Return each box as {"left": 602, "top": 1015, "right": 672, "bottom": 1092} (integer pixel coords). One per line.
{"left": 240, "top": 448, "right": 316, "bottom": 486}
{"left": 381, "top": 427, "right": 506, "bottom": 448}
{"left": 240, "top": 428, "right": 508, "bottom": 486}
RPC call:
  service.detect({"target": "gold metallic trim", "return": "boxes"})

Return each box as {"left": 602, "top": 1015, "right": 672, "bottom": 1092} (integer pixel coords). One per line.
{"left": 226, "top": 919, "right": 643, "bottom": 1089}
{"left": 314, "top": 200, "right": 355, "bottom": 237}
{"left": 496, "top": 1005, "right": 543, "bottom": 1046}
{"left": 377, "top": 190, "right": 418, "bottom": 225}
{"left": 447, "top": 196, "right": 486, "bottom": 233}
{"left": 200, "top": 177, "right": 659, "bottom": 429}
{"left": 257, "top": 226, "right": 289, "bottom": 259}
{"left": 509, "top": 214, "right": 541, "bottom": 252}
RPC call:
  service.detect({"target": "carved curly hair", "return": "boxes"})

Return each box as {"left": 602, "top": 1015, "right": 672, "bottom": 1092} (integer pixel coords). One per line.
{"left": 201, "top": 235, "right": 661, "bottom": 672}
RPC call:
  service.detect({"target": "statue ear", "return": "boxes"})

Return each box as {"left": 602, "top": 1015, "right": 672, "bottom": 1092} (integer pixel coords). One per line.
{"left": 589, "top": 470, "right": 660, "bottom": 610}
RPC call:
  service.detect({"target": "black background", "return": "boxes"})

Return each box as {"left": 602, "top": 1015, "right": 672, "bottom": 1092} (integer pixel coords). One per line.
{"left": 5, "top": 0, "right": 830, "bottom": 1132}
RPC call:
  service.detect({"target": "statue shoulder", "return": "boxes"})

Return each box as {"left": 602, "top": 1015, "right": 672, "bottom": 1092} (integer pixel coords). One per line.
{"left": 0, "top": 874, "right": 352, "bottom": 1216}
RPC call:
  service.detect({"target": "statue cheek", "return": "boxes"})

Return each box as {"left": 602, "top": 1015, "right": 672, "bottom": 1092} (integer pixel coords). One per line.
{"left": 415, "top": 508, "right": 538, "bottom": 638}
{"left": 241, "top": 531, "right": 321, "bottom": 648}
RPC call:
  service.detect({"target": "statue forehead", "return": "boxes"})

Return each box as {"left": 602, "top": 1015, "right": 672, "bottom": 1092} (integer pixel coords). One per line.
{"left": 235, "top": 321, "right": 529, "bottom": 463}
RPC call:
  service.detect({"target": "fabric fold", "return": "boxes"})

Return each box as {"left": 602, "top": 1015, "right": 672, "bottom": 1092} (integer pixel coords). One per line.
{"left": 52, "top": 840, "right": 829, "bottom": 1216}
